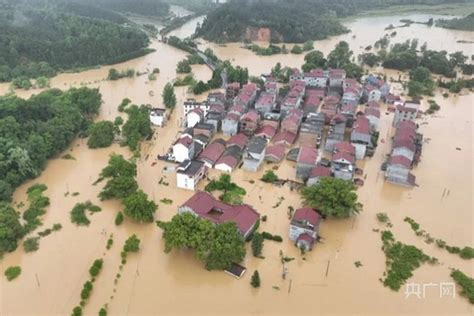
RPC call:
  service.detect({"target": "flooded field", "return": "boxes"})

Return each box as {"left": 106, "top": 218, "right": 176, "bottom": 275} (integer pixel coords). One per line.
{"left": 0, "top": 13, "right": 473, "bottom": 316}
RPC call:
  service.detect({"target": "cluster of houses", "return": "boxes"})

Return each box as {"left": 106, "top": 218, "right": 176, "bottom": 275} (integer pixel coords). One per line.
{"left": 169, "top": 67, "right": 394, "bottom": 190}
{"left": 385, "top": 100, "right": 423, "bottom": 187}
{"left": 178, "top": 190, "right": 323, "bottom": 252}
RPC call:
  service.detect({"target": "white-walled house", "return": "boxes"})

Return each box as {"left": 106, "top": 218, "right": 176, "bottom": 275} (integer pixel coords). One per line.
{"left": 172, "top": 136, "right": 195, "bottom": 163}
{"left": 176, "top": 160, "right": 207, "bottom": 191}
{"left": 149, "top": 108, "right": 167, "bottom": 127}
{"left": 186, "top": 108, "right": 204, "bottom": 128}
{"left": 243, "top": 136, "right": 267, "bottom": 172}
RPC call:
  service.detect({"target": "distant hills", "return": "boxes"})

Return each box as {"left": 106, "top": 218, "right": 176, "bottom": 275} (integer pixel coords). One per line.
{"left": 436, "top": 13, "right": 474, "bottom": 31}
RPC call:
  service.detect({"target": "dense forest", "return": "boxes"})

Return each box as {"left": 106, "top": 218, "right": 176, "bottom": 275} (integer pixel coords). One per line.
{"left": 195, "top": 0, "right": 472, "bottom": 43}
{"left": 0, "top": 87, "right": 102, "bottom": 202}
{"left": 0, "top": 1, "right": 155, "bottom": 83}
{"left": 436, "top": 13, "right": 474, "bottom": 31}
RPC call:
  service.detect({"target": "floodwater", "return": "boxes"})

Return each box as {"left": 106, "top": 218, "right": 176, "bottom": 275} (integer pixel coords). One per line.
{"left": 0, "top": 13, "right": 473, "bottom": 316}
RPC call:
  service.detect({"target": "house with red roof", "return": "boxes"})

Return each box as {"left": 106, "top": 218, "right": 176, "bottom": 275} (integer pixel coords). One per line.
{"left": 296, "top": 146, "right": 318, "bottom": 180}
{"left": 234, "top": 83, "right": 258, "bottom": 109}
{"left": 214, "top": 145, "right": 242, "bottom": 173}
{"left": 255, "top": 125, "right": 277, "bottom": 141}
{"left": 386, "top": 155, "right": 416, "bottom": 187}
{"left": 281, "top": 108, "right": 303, "bottom": 135}
{"left": 183, "top": 99, "right": 210, "bottom": 116}
{"left": 365, "top": 107, "right": 381, "bottom": 130}
{"left": 324, "top": 114, "right": 346, "bottom": 152}
{"left": 363, "top": 84, "right": 382, "bottom": 102}
{"left": 393, "top": 100, "right": 420, "bottom": 127}
{"left": 289, "top": 207, "right": 322, "bottom": 251}
{"left": 273, "top": 130, "right": 297, "bottom": 147}
{"left": 198, "top": 139, "right": 226, "bottom": 168}
{"left": 255, "top": 92, "right": 276, "bottom": 115}
{"left": 176, "top": 160, "right": 207, "bottom": 191}
{"left": 227, "top": 133, "right": 249, "bottom": 151}
{"left": 240, "top": 110, "right": 260, "bottom": 136}
{"left": 264, "top": 144, "right": 285, "bottom": 163}
{"left": 307, "top": 165, "right": 332, "bottom": 186}
{"left": 178, "top": 191, "right": 260, "bottom": 239}
{"left": 320, "top": 95, "right": 340, "bottom": 123}
{"left": 351, "top": 115, "right": 371, "bottom": 159}
{"left": 226, "top": 82, "right": 240, "bottom": 100}
{"left": 299, "top": 112, "right": 325, "bottom": 148}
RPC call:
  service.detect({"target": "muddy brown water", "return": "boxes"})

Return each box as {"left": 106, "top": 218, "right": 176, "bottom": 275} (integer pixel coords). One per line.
{"left": 0, "top": 14, "right": 473, "bottom": 316}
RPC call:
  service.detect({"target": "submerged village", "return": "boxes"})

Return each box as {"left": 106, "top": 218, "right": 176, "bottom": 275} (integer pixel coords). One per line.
{"left": 153, "top": 67, "right": 425, "bottom": 254}
{"left": 0, "top": 1, "right": 473, "bottom": 315}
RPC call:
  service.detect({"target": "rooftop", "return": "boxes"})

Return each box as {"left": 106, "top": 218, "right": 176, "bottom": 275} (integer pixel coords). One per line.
{"left": 292, "top": 207, "right": 321, "bottom": 229}
{"left": 297, "top": 146, "right": 318, "bottom": 165}
{"left": 177, "top": 160, "right": 205, "bottom": 176}
{"left": 180, "top": 191, "right": 260, "bottom": 236}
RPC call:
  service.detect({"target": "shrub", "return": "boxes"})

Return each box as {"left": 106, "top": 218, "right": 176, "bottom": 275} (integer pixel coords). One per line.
{"left": 72, "top": 306, "right": 82, "bottom": 316}
{"left": 376, "top": 213, "right": 390, "bottom": 223}
{"left": 89, "top": 259, "right": 103, "bottom": 278}
{"left": 250, "top": 270, "right": 261, "bottom": 288}
{"left": 99, "top": 307, "right": 107, "bottom": 316}
{"left": 80, "top": 281, "right": 93, "bottom": 300}
{"left": 115, "top": 212, "right": 124, "bottom": 226}
{"left": 106, "top": 236, "right": 114, "bottom": 250}
{"left": 261, "top": 232, "right": 283, "bottom": 242}
{"left": 23, "top": 237, "right": 40, "bottom": 252}
{"left": 4, "top": 266, "right": 21, "bottom": 281}
{"left": 124, "top": 235, "right": 140, "bottom": 253}
{"left": 71, "top": 202, "right": 102, "bottom": 226}
{"left": 450, "top": 269, "right": 474, "bottom": 304}
{"left": 251, "top": 233, "right": 264, "bottom": 257}
{"left": 459, "top": 247, "right": 474, "bottom": 259}
{"left": 261, "top": 170, "right": 279, "bottom": 183}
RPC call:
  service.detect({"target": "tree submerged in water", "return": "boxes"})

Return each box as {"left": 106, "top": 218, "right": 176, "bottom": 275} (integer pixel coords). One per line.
{"left": 205, "top": 174, "right": 246, "bottom": 205}
{"left": 301, "top": 178, "right": 362, "bottom": 218}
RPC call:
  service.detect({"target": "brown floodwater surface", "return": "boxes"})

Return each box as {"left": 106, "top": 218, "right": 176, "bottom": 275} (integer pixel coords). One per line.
{"left": 0, "top": 13, "right": 473, "bottom": 316}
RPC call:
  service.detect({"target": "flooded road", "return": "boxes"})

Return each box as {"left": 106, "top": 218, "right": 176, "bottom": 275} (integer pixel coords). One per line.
{"left": 0, "top": 13, "right": 473, "bottom": 316}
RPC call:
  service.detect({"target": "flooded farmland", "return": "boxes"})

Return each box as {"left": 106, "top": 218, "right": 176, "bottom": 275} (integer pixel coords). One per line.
{"left": 0, "top": 12, "right": 473, "bottom": 316}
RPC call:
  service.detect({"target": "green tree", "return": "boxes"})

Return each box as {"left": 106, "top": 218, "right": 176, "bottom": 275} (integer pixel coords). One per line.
{"left": 0, "top": 203, "right": 24, "bottom": 255}
{"left": 4, "top": 266, "right": 21, "bottom": 281}
{"left": 302, "top": 50, "right": 326, "bottom": 72}
{"left": 176, "top": 60, "right": 192, "bottom": 73}
{"left": 36, "top": 77, "right": 50, "bottom": 88}
{"left": 261, "top": 170, "right": 279, "bottom": 183}
{"left": 303, "top": 40, "right": 314, "bottom": 51}
{"left": 251, "top": 232, "right": 264, "bottom": 257}
{"left": 301, "top": 178, "right": 362, "bottom": 218}
{"left": 122, "top": 105, "right": 152, "bottom": 151}
{"left": 162, "top": 83, "right": 177, "bottom": 110}
{"left": 204, "top": 222, "right": 246, "bottom": 270}
{"left": 123, "top": 234, "right": 141, "bottom": 252}
{"left": 123, "top": 190, "right": 157, "bottom": 223}
{"left": 250, "top": 270, "right": 261, "bottom": 288}
{"left": 87, "top": 121, "right": 115, "bottom": 149}
{"left": 115, "top": 212, "right": 124, "bottom": 225}
{"left": 327, "top": 41, "right": 353, "bottom": 68}
{"left": 291, "top": 45, "right": 303, "bottom": 54}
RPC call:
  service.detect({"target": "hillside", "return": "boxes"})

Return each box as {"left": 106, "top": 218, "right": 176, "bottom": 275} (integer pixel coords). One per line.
{"left": 195, "top": 0, "right": 473, "bottom": 43}
{"left": 436, "top": 12, "right": 474, "bottom": 31}
{"left": 195, "top": 0, "right": 350, "bottom": 43}
{"left": 0, "top": 4, "right": 151, "bottom": 83}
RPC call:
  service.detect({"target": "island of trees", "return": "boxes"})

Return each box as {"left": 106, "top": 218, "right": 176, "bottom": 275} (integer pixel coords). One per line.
{"left": 436, "top": 13, "right": 474, "bottom": 31}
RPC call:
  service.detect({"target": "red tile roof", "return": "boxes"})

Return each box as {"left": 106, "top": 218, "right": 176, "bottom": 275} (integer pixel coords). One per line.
{"left": 265, "top": 145, "right": 285, "bottom": 160}
{"left": 367, "top": 101, "right": 380, "bottom": 108}
{"left": 389, "top": 155, "right": 412, "bottom": 168}
{"left": 215, "top": 155, "right": 238, "bottom": 169}
{"left": 255, "top": 125, "right": 277, "bottom": 139}
{"left": 273, "top": 131, "right": 297, "bottom": 146}
{"left": 240, "top": 110, "right": 259, "bottom": 122}
{"left": 198, "top": 141, "right": 226, "bottom": 164}
{"left": 309, "top": 166, "right": 331, "bottom": 178}
{"left": 180, "top": 192, "right": 260, "bottom": 236}
{"left": 224, "top": 112, "right": 241, "bottom": 122}
{"left": 332, "top": 151, "right": 355, "bottom": 164}
{"left": 227, "top": 133, "right": 249, "bottom": 149}
{"left": 334, "top": 141, "right": 355, "bottom": 155}
{"left": 365, "top": 107, "right": 380, "bottom": 118}
{"left": 297, "top": 146, "right": 318, "bottom": 165}
{"left": 293, "top": 207, "right": 321, "bottom": 227}
{"left": 175, "top": 136, "right": 193, "bottom": 148}
{"left": 353, "top": 116, "right": 370, "bottom": 134}
{"left": 393, "top": 138, "right": 416, "bottom": 152}
{"left": 297, "top": 233, "right": 315, "bottom": 244}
